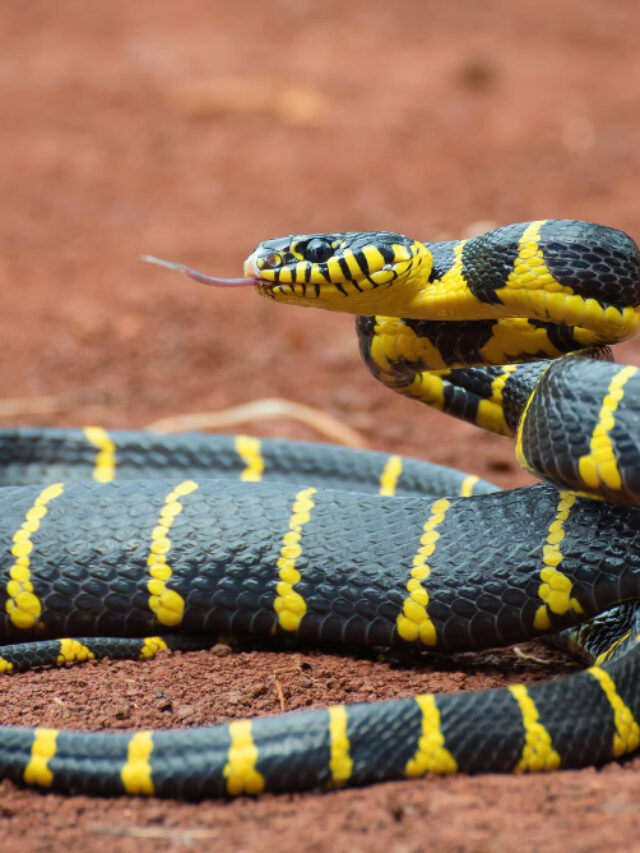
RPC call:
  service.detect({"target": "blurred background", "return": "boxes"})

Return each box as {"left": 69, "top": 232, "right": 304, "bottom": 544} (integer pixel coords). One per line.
{"left": 2, "top": 0, "right": 640, "bottom": 488}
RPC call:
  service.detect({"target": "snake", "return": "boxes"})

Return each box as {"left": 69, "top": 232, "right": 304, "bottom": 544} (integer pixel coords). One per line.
{"left": 2, "top": 218, "right": 640, "bottom": 797}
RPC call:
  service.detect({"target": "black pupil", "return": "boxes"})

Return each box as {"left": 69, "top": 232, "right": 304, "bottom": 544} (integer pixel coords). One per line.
{"left": 304, "top": 239, "right": 333, "bottom": 264}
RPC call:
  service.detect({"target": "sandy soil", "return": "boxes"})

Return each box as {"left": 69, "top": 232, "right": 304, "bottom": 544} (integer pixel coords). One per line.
{"left": 2, "top": 1, "right": 640, "bottom": 849}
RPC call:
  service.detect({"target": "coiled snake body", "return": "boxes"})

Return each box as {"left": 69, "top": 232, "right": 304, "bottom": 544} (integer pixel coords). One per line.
{"left": 3, "top": 219, "right": 640, "bottom": 796}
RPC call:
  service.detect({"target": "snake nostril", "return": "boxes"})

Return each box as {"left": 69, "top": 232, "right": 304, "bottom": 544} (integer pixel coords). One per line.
{"left": 262, "top": 252, "right": 282, "bottom": 268}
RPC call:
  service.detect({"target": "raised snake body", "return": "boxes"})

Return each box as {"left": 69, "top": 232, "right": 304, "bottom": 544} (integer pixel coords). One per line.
{"left": 2, "top": 219, "right": 640, "bottom": 796}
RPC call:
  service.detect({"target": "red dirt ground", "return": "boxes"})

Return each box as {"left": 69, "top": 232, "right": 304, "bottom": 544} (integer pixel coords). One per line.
{"left": 2, "top": 1, "right": 640, "bottom": 849}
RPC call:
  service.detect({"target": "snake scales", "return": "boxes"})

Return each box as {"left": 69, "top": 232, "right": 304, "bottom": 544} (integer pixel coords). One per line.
{"left": 2, "top": 219, "right": 640, "bottom": 796}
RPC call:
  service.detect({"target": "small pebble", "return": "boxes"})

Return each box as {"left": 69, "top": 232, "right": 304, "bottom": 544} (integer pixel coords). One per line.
{"left": 114, "top": 704, "right": 132, "bottom": 720}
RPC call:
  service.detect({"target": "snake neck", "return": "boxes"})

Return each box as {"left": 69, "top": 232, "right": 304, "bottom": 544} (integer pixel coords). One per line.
{"left": 408, "top": 226, "right": 640, "bottom": 342}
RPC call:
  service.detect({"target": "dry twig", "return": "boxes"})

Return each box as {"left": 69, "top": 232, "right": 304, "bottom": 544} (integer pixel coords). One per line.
{"left": 146, "top": 397, "right": 368, "bottom": 448}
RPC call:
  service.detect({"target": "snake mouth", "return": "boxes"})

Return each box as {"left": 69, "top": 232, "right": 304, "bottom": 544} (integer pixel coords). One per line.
{"left": 240, "top": 251, "right": 336, "bottom": 299}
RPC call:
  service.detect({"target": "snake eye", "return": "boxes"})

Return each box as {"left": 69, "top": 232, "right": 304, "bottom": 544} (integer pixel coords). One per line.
{"left": 303, "top": 238, "right": 334, "bottom": 264}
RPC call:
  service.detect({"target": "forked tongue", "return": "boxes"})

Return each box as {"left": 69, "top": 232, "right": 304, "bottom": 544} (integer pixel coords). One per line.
{"left": 141, "top": 255, "right": 255, "bottom": 287}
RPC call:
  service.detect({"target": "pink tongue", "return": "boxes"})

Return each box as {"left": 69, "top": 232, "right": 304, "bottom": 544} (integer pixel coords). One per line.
{"left": 141, "top": 255, "right": 256, "bottom": 287}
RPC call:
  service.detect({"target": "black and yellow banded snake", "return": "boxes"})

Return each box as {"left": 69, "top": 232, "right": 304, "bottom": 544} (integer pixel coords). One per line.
{"left": 2, "top": 218, "right": 640, "bottom": 796}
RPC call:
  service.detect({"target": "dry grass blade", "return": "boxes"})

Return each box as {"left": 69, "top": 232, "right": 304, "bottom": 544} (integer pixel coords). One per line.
{"left": 273, "top": 674, "right": 286, "bottom": 711}
{"left": 512, "top": 646, "right": 555, "bottom": 665}
{"left": 90, "top": 824, "right": 219, "bottom": 841}
{"left": 146, "top": 397, "right": 368, "bottom": 448}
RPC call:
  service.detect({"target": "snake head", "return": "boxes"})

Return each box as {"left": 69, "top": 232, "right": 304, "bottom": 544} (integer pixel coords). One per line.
{"left": 142, "top": 231, "right": 433, "bottom": 316}
{"left": 243, "top": 231, "right": 432, "bottom": 314}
